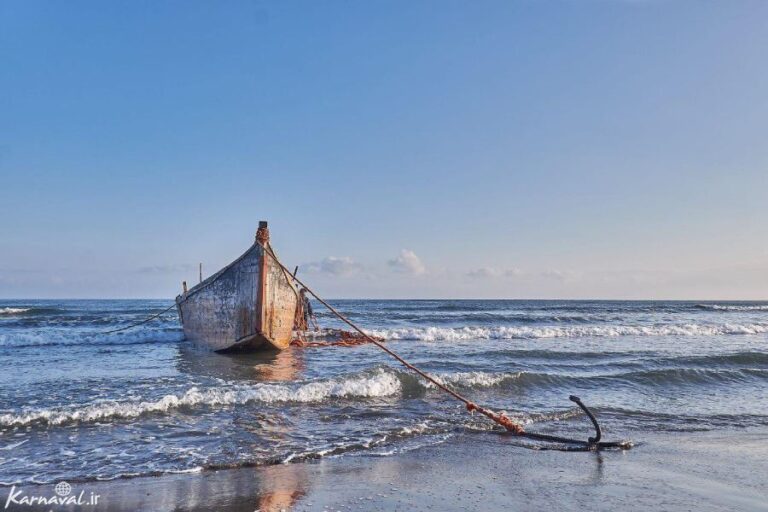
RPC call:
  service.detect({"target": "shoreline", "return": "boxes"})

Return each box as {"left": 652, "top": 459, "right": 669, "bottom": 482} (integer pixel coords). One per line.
{"left": 6, "top": 427, "right": 767, "bottom": 512}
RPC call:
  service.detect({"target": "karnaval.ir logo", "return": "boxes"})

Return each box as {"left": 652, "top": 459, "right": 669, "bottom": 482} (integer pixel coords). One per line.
{"left": 4, "top": 481, "right": 100, "bottom": 508}
{"left": 54, "top": 482, "right": 71, "bottom": 497}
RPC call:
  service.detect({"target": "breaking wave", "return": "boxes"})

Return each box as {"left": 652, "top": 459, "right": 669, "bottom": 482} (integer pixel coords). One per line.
{"left": 424, "top": 371, "right": 519, "bottom": 389}
{"left": 0, "top": 368, "right": 524, "bottom": 428}
{"left": 0, "top": 307, "right": 31, "bottom": 315}
{"left": 366, "top": 323, "right": 768, "bottom": 341}
{"left": 317, "top": 310, "right": 604, "bottom": 324}
{"left": 5, "top": 363, "right": 764, "bottom": 429}
{"left": 0, "top": 370, "right": 401, "bottom": 427}
{"left": 696, "top": 304, "right": 768, "bottom": 312}
{"left": 0, "top": 306, "right": 66, "bottom": 316}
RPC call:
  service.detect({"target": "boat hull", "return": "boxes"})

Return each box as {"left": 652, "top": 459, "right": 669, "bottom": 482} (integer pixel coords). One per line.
{"left": 175, "top": 242, "right": 298, "bottom": 352}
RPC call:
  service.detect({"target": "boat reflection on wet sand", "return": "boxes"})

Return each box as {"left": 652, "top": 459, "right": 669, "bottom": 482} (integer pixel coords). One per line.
{"left": 41, "top": 462, "right": 309, "bottom": 512}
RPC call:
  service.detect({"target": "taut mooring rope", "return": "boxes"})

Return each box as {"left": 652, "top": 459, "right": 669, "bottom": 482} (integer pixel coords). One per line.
{"left": 267, "top": 244, "right": 634, "bottom": 450}
{"left": 264, "top": 245, "right": 527, "bottom": 435}
{"left": 100, "top": 303, "right": 178, "bottom": 334}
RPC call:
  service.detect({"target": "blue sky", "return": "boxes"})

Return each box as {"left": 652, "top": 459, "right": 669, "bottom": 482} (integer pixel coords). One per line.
{"left": 1, "top": 1, "right": 767, "bottom": 299}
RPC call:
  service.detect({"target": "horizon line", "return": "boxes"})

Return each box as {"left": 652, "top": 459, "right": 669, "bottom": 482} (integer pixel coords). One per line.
{"left": 2, "top": 297, "right": 767, "bottom": 302}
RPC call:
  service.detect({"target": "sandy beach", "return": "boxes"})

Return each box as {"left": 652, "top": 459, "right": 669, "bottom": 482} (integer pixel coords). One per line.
{"left": 8, "top": 427, "right": 766, "bottom": 512}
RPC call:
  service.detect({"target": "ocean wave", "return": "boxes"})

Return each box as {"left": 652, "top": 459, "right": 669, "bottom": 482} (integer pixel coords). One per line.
{"left": 518, "top": 302, "right": 688, "bottom": 313}
{"left": 597, "top": 407, "right": 768, "bottom": 431}
{"left": 666, "top": 351, "right": 768, "bottom": 367}
{"left": 0, "top": 328, "right": 184, "bottom": 349}
{"left": 608, "top": 367, "right": 768, "bottom": 386}
{"left": 0, "top": 307, "right": 32, "bottom": 315}
{"left": 6, "top": 362, "right": 762, "bottom": 429}
{"left": 696, "top": 304, "right": 768, "bottom": 312}
{"left": 467, "top": 349, "right": 768, "bottom": 369}
{"left": 424, "top": 371, "right": 519, "bottom": 389}
{"left": 366, "top": 323, "right": 768, "bottom": 341}
{"left": 438, "top": 367, "right": 768, "bottom": 391}
{"left": 0, "top": 306, "right": 67, "bottom": 316}
{"left": 317, "top": 310, "right": 602, "bottom": 324}
{"left": 0, "top": 369, "right": 402, "bottom": 427}
{"left": 0, "top": 368, "right": 526, "bottom": 428}
{"left": 467, "top": 348, "right": 642, "bottom": 362}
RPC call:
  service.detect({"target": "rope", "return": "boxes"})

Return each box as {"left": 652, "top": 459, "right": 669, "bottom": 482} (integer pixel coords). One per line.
{"left": 102, "top": 244, "right": 238, "bottom": 335}
{"left": 97, "top": 240, "right": 631, "bottom": 450}
{"left": 264, "top": 245, "right": 526, "bottom": 435}
{"left": 292, "top": 329, "right": 383, "bottom": 347}
{"left": 100, "top": 303, "right": 177, "bottom": 334}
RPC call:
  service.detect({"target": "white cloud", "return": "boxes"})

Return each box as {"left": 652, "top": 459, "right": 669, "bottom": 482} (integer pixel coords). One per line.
{"left": 388, "top": 249, "right": 426, "bottom": 275}
{"left": 466, "top": 267, "right": 503, "bottom": 279}
{"left": 466, "top": 267, "right": 523, "bottom": 279}
{"left": 303, "top": 256, "right": 363, "bottom": 277}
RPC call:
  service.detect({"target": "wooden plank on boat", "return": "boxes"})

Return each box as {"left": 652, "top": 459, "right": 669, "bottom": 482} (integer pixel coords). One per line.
{"left": 175, "top": 221, "right": 299, "bottom": 352}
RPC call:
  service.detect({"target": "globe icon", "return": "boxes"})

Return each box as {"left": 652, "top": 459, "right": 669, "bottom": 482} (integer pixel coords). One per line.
{"left": 54, "top": 481, "right": 72, "bottom": 497}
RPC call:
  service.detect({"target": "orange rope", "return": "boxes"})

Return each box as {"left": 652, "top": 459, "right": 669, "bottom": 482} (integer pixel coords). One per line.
{"left": 266, "top": 246, "right": 525, "bottom": 435}
{"left": 292, "top": 329, "right": 383, "bottom": 348}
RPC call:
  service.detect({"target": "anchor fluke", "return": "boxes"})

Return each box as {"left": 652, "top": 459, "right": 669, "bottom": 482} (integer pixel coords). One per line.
{"left": 569, "top": 395, "right": 602, "bottom": 444}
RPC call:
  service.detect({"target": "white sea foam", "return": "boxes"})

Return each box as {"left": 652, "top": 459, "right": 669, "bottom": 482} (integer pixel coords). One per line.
{"left": 0, "top": 369, "right": 402, "bottom": 427}
{"left": 366, "top": 323, "right": 768, "bottom": 341}
{"left": 0, "top": 307, "right": 31, "bottom": 315}
{"left": 698, "top": 304, "right": 768, "bottom": 311}
{"left": 166, "top": 467, "right": 203, "bottom": 475}
{"left": 395, "top": 421, "right": 434, "bottom": 436}
{"left": 429, "top": 371, "right": 517, "bottom": 388}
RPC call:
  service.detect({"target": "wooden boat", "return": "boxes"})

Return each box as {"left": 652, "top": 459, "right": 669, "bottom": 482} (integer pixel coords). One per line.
{"left": 175, "top": 221, "right": 300, "bottom": 352}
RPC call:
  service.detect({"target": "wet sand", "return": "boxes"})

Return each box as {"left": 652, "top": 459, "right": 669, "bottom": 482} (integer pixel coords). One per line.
{"left": 7, "top": 427, "right": 767, "bottom": 512}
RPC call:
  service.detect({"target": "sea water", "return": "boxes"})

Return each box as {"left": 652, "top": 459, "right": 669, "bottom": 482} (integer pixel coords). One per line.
{"left": 0, "top": 299, "right": 767, "bottom": 484}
